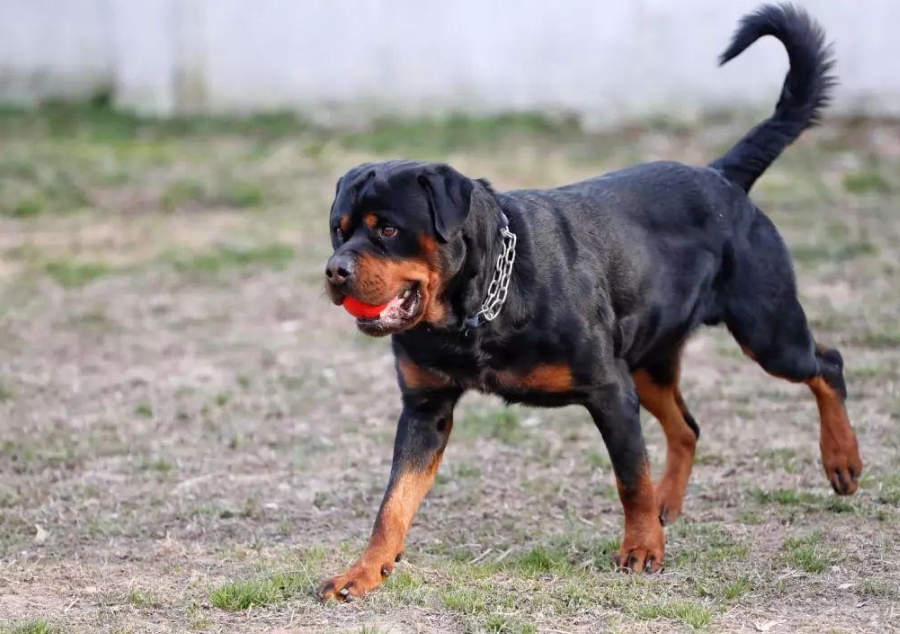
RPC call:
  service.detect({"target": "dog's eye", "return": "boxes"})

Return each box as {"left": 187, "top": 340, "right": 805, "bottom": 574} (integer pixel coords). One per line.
{"left": 379, "top": 225, "right": 398, "bottom": 238}
{"left": 334, "top": 227, "right": 344, "bottom": 241}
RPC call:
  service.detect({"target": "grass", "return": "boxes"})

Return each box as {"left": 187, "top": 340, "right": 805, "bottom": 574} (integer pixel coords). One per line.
{"left": 504, "top": 546, "right": 573, "bottom": 577}
{"left": 208, "top": 571, "right": 308, "bottom": 611}
{"left": 127, "top": 587, "right": 161, "bottom": 608}
{"left": 0, "top": 380, "right": 12, "bottom": 402}
{"left": 160, "top": 178, "right": 265, "bottom": 211}
{"left": 843, "top": 168, "right": 890, "bottom": 194}
{"left": 480, "top": 615, "right": 537, "bottom": 634}
{"left": 865, "top": 471, "right": 900, "bottom": 506}
{"left": 457, "top": 407, "right": 525, "bottom": 444}
{"left": 850, "top": 327, "right": 900, "bottom": 349}
{"left": 2, "top": 105, "right": 899, "bottom": 634}
{"left": 138, "top": 456, "right": 174, "bottom": 474}
{"left": 134, "top": 403, "right": 153, "bottom": 418}
{"left": 781, "top": 533, "right": 837, "bottom": 574}
{"left": 3, "top": 620, "right": 54, "bottom": 634}
{"left": 44, "top": 260, "right": 115, "bottom": 287}
{"left": 749, "top": 487, "right": 856, "bottom": 513}
{"left": 166, "top": 243, "right": 293, "bottom": 274}
{"left": 671, "top": 523, "right": 749, "bottom": 568}
{"left": 635, "top": 600, "right": 713, "bottom": 629}
{"left": 339, "top": 112, "right": 580, "bottom": 155}
{"left": 858, "top": 579, "right": 896, "bottom": 598}
{"left": 0, "top": 100, "right": 310, "bottom": 142}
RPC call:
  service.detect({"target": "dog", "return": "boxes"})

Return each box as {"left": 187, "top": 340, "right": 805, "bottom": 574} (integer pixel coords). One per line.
{"left": 316, "top": 4, "right": 862, "bottom": 601}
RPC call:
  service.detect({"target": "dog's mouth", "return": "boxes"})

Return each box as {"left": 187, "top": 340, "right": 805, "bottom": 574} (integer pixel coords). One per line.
{"left": 356, "top": 283, "right": 421, "bottom": 336}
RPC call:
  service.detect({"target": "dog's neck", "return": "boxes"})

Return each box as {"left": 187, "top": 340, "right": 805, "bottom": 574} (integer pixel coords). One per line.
{"left": 446, "top": 184, "right": 531, "bottom": 335}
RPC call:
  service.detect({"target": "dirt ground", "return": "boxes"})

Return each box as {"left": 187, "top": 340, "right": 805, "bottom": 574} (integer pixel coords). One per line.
{"left": 1, "top": 107, "right": 898, "bottom": 634}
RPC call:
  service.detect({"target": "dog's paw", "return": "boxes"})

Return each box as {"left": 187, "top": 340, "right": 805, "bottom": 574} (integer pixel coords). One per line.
{"left": 315, "top": 560, "right": 394, "bottom": 602}
{"left": 822, "top": 446, "right": 862, "bottom": 496}
{"left": 655, "top": 481, "right": 685, "bottom": 526}
{"left": 614, "top": 522, "right": 665, "bottom": 573}
{"left": 821, "top": 429, "right": 862, "bottom": 496}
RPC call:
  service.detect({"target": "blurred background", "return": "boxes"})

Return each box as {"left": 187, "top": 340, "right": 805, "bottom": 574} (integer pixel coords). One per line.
{"left": 2, "top": 0, "right": 900, "bottom": 122}
{"left": 1, "top": 2, "right": 898, "bottom": 634}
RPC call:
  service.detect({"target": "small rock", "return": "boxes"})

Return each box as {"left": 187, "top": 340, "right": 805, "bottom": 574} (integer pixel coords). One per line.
{"left": 34, "top": 525, "right": 48, "bottom": 545}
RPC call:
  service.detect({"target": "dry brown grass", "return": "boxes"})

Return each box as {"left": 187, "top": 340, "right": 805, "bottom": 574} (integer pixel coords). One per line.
{"left": 1, "top": 107, "right": 899, "bottom": 633}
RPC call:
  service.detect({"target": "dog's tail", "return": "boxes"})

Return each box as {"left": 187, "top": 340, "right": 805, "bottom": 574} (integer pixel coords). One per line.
{"left": 710, "top": 4, "right": 835, "bottom": 192}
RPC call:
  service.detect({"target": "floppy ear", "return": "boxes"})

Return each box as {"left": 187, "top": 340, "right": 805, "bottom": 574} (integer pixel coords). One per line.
{"left": 417, "top": 165, "right": 473, "bottom": 242}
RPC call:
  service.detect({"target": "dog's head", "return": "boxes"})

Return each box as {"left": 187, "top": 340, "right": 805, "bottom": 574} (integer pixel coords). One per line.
{"left": 324, "top": 161, "right": 475, "bottom": 336}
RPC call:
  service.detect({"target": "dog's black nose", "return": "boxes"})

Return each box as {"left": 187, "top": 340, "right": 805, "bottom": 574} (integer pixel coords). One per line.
{"left": 325, "top": 253, "right": 354, "bottom": 286}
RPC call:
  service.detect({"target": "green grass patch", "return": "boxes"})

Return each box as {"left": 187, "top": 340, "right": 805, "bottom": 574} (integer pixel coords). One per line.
{"left": 781, "top": 532, "right": 837, "bottom": 573}
{"left": 3, "top": 619, "right": 54, "bottom": 634}
{"left": 864, "top": 471, "right": 900, "bottom": 506}
{"left": 858, "top": 579, "right": 896, "bottom": 598}
{"left": 208, "top": 571, "right": 308, "bottom": 611}
{"left": 166, "top": 243, "right": 293, "bottom": 274}
{"left": 0, "top": 159, "right": 88, "bottom": 218}
{"left": 381, "top": 569, "right": 430, "bottom": 606}
{"left": 843, "top": 168, "right": 890, "bottom": 194}
{"left": 790, "top": 239, "right": 877, "bottom": 265}
{"left": 160, "top": 179, "right": 265, "bottom": 211}
{"left": 0, "top": 487, "right": 20, "bottom": 508}
{"left": 226, "top": 181, "right": 265, "bottom": 208}
{"left": 340, "top": 112, "right": 580, "bottom": 155}
{"left": 749, "top": 487, "right": 856, "bottom": 513}
{"left": 458, "top": 407, "right": 525, "bottom": 444}
{"left": 504, "top": 546, "right": 573, "bottom": 577}
{"left": 138, "top": 456, "right": 174, "bottom": 474}
{"left": 0, "top": 100, "right": 310, "bottom": 142}
{"left": 44, "top": 259, "right": 115, "bottom": 287}
{"left": 134, "top": 403, "right": 153, "bottom": 418}
{"left": 160, "top": 179, "right": 205, "bottom": 211}
{"left": 0, "top": 380, "right": 12, "bottom": 403}
{"left": 697, "top": 576, "right": 754, "bottom": 601}
{"left": 635, "top": 599, "right": 713, "bottom": 629}
{"left": 441, "top": 585, "right": 491, "bottom": 615}
{"left": 480, "top": 615, "right": 537, "bottom": 634}
{"left": 672, "top": 522, "right": 748, "bottom": 567}
{"left": 208, "top": 548, "right": 325, "bottom": 611}
{"left": 757, "top": 448, "right": 802, "bottom": 474}
{"left": 850, "top": 328, "right": 900, "bottom": 349}
{"left": 128, "top": 587, "right": 161, "bottom": 608}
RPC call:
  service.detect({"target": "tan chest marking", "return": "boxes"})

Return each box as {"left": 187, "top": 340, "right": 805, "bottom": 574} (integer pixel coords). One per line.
{"left": 493, "top": 363, "right": 573, "bottom": 393}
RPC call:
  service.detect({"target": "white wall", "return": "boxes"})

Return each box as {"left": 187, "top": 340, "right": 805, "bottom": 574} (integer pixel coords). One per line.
{"left": 1, "top": 0, "right": 899, "bottom": 123}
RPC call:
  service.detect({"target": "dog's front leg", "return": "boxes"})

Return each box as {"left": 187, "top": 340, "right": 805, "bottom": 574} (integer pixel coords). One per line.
{"left": 317, "top": 389, "right": 460, "bottom": 601}
{"left": 588, "top": 362, "right": 665, "bottom": 572}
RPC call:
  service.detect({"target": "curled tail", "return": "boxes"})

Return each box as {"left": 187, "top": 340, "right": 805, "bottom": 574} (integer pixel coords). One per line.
{"left": 710, "top": 4, "right": 836, "bottom": 192}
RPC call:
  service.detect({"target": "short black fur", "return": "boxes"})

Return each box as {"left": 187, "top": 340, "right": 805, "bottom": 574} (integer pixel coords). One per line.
{"left": 317, "top": 5, "right": 862, "bottom": 595}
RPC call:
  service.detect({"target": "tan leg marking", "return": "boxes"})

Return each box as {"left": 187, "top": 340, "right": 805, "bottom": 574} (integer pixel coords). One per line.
{"left": 632, "top": 370, "right": 697, "bottom": 524}
{"left": 808, "top": 376, "right": 862, "bottom": 495}
{"left": 615, "top": 462, "right": 665, "bottom": 573}
{"left": 316, "top": 440, "right": 448, "bottom": 600}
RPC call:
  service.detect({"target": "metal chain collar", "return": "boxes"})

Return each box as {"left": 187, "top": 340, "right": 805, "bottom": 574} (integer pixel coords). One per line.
{"left": 467, "top": 215, "right": 517, "bottom": 328}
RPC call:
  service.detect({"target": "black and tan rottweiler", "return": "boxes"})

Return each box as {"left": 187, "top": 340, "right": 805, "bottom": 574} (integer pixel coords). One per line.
{"left": 317, "top": 4, "right": 862, "bottom": 600}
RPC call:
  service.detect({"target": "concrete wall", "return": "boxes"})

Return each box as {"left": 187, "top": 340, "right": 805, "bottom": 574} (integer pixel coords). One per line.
{"left": 1, "top": 0, "right": 899, "bottom": 123}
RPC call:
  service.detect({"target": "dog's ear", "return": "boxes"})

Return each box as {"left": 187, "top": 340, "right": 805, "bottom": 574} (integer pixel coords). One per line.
{"left": 417, "top": 165, "right": 473, "bottom": 243}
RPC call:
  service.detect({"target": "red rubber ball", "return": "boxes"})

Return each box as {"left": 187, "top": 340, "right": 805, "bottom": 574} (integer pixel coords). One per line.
{"left": 342, "top": 296, "right": 388, "bottom": 319}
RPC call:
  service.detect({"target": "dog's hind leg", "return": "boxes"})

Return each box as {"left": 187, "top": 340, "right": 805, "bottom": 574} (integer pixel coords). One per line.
{"left": 633, "top": 346, "right": 699, "bottom": 525}
{"left": 724, "top": 213, "right": 862, "bottom": 495}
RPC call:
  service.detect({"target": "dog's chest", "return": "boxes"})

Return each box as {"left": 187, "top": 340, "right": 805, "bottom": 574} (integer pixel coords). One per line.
{"left": 402, "top": 341, "right": 575, "bottom": 401}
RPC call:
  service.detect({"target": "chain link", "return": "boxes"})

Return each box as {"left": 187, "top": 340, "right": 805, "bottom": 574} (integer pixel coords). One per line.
{"left": 472, "top": 224, "right": 517, "bottom": 323}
